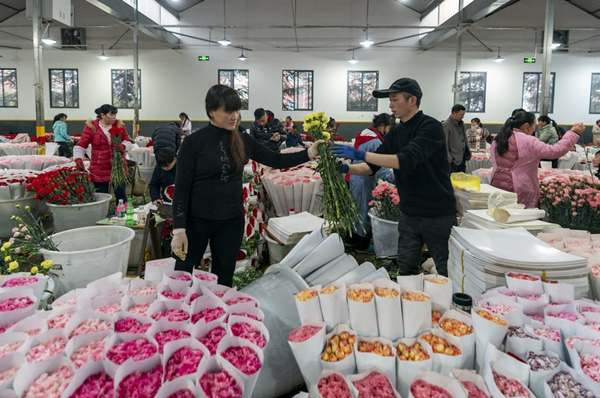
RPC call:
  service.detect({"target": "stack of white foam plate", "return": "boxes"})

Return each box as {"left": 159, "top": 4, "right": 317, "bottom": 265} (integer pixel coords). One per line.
{"left": 461, "top": 209, "right": 560, "bottom": 235}
{"left": 448, "top": 227, "right": 589, "bottom": 299}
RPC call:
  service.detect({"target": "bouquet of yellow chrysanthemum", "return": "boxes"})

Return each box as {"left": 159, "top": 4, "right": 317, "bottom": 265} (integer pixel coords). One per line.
{"left": 303, "top": 112, "right": 362, "bottom": 237}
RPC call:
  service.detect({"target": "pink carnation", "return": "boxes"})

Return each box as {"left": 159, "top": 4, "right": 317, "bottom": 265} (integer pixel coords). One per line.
{"left": 481, "top": 304, "right": 518, "bottom": 316}
{"left": 230, "top": 312, "right": 260, "bottom": 321}
{"left": 221, "top": 346, "right": 262, "bottom": 375}
{"left": 566, "top": 337, "right": 600, "bottom": 349}
{"left": 289, "top": 325, "right": 322, "bottom": 343}
{"left": 48, "top": 312, "right": 74, "bottom": 329}
{"left": 581, "top": 307, "right": 600, "bottom": 314}
{"left": 493, "top": 372, "right": 530, "bottom": 397}
{"left": 23, "top": 365, "right": 73, "bottom": 398}
{"left": 502, "top": 290, "right": 516, "bottom": 297}
{"left": 2, "top": 276, "right": 38, "bottom": 288}
{"left": 115, "top": 317, "right": 151, "bottom": 334}
{"left": 529, "top": 315, "right": 545, "bottom": 323}
{"left": 151, "top": 309, "right": 190, "bottom": 322}
{"left": 116, "top": 364, "right": 163, "bottom": 398}
{"left": 191, "top": 307, "right": 226, "bottom": 324}
{"left": 161, "top": 290, "right": 186, "bottom": 300}
{"left": 195, "top": 272, "right": 217, "bottom": 281}
{"left": 226, "top": 297, "right": 256, "bottom": 306}
{"left": 95, "top": 303, "right": 122, "bottom": 315}
{"left": 547, "top": 312, "right": 579, "bottom": 322}
{"left": 521, "top": 294, "right": 540, "bottom": 301}
{"left": 128, "top": 286, "right": 157, "bottom": 296}
{"left": 231, "top": 322, "right": 266, "bottom": 348}
{"left": 461, "top": 381, "right": 488, "bottom": 398}
{"left": 167, "top": 390, "right": 195, "bottom": 398}
{"left": 188, "top": 292, "right": 202, "bottom": 305}
{"left": 69, "top": 372, "right": 114, "bottom": 398}
{"left": 198, "top": 326, "right": 227, "bottom": 355}
{"left": 169, "top": 274, "right": 192, "bottom": 282}
{"left": 0, "top": 296, "right": 34, "bottom": 311}
{"left": 0, "top": 366, "right": 19, "bottom": 385}
{"left": 0, "top": 322, "right": 16, "bottom": 333}
{"left": 70, "top": 318, "right": 113, "bottom": 338}
{"left": 352, "top": 372, "right": 395, "bottom": 398}
{"left": 154, "top": 329, "right": 191, "bottom": 353}
{"left": 106, "top": 338, "right": 158, "bottom": 365}
{"left": 53, "top": 298, "right": 77, "bottom": 308}
{"left": 128, "top": 304, "right": 150, "bottom": 315}
{"left": 410, "top": 380, "right": 452, "bottom": 398}
{"left": 317, "top": 373, "right": 352, "bottom": 398}
{"left": 26, "top": 336, "right": 67, "bottom": 363}
{"left": 25, "top": 328, "right": 42, "bottom": 336}
{"left": 0, "top": 340, "right": 24, "bottom": 358}
{"left": 165, "top": 346, "right": 205, "bottom": 381}
{"left": 212, "top": 291, "right": 227, "bottom": 298}
{"left": 70, "top": 337, "right": 107, "bottom": 369}
{"left": 533, "top": 327, "right": 561, "bottom": 342}
{"left": 199, "top": 370, "right": 243, "bottom": 398}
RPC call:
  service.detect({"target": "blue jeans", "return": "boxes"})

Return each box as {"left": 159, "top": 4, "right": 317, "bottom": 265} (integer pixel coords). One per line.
{"left": 397, "top": 212, "right": 457, "bottom": 277}
{"left": 174, "top": 215, "right": 245, "bottom": 287}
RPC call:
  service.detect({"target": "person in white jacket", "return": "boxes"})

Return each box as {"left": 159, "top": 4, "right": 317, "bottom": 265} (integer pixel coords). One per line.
{"left": 179, "top": 112, "right": 192, "bottom": 137}
{"left": 593, "top": 119, "right": 600, "bottom": 144}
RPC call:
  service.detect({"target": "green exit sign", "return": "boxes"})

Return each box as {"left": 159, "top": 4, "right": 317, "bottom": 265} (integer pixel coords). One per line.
{"left": 198, "top": 56, "right": 210, "bottom": 61}
{"left": 524, "top": 57, "right": 536, "bottom": 63}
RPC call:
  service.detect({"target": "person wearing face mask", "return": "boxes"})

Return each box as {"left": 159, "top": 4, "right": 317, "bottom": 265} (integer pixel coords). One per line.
{"left": 250, "top": 108, "right": 287, "bottom": 152}
{"left": 74, "top": 104, "right": 132, "bottom": 204}
{"left": 466, "top": 118, "right": 489, "bottom": 152}
{"left": 490, "top": 111, "right": 585, "bottom": 208}
{"left": 170, "top": 85, "right": 324, "bottom": 286}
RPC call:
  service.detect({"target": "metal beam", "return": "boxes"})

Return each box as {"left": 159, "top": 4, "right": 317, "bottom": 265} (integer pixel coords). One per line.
{"left": 154, "top": 0, "right": 179, "bottom": 19}
{"left": 32, "top": 0, "right": 45, "bottom": 147}
{"left": 540, "top": 0, "right": 554, "bottom": 116}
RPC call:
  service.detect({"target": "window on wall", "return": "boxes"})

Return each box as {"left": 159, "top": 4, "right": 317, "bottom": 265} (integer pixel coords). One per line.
{"left": 282, "top": 70, "right": 313, "bottom": 111}
{"left": 111, "top": 69, "right": 141, "bottom": 109}
{"left": 49, "top": 69, "right": 79, "bottom": 108}
{"left": 0, "top": 68, "right": 17, "bottom": 107}
{"left": 347, "top": 71, "right": 378, "bottom": 112}
{"left": 590, "top": 73, "right": 600, "bottom": 114}
{"left": 219, "top": 69, "right": 249, "bottom": 110}
{"left": 522, "top": 72, "right": 555, "bottom": 114}
{"left": 459, "top": 72, "right": 486, "bottom": 112}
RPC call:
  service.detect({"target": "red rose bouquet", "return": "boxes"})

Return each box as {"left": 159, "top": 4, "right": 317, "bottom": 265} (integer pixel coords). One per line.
{"left": 27, "top": 167, "right": 96, "bottom": 205}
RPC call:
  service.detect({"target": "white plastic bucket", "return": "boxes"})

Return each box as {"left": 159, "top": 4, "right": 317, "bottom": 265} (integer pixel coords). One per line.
{"left": 40, "top": 226, "right": 135, "bottom": 297}
{"left": 368, "top": 211, "right": 399, "bottom": 258}
{"left": 45, "top": 143, "right": 58, "bottom": 156}
{"left": 540, "top": 161, "right": 552, "bottom": 170}
{"left": 264, "top": 233, "right": 296, "bottom": 264}
{"left": 46, "top": 193, "right": 112, "bottom": 232}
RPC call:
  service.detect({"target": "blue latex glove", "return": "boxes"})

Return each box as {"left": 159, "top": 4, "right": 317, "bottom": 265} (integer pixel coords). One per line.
{"left": 336, "top": 161, "right": 349, "bottom": 174}
{"left": 330, "top": 144, "right": 366, "bottom": 161}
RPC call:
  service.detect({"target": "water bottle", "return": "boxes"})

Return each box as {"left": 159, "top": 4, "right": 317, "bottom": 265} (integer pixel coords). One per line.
{"left": 117, "top": 199, "right": 125, "bottom": 218}
{"left": 126, "top": 199, "right": 135, "bottom": 226}
{"left": 289, "top": 208, "right": 295, "bottom": 215}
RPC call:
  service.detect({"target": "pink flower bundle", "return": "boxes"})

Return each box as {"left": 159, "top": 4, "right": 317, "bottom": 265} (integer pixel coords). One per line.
{"left": 0, "top": 366, "right": 19, "bottom": 384}
{"left": 581, "top": 307, "right": 600, "bottom": 314}
{"left": 70, "top": 337, "right": 107, "bottom": 369}
{"left": 533, "top": 327, "right": 561, "bottom": 342}
{"left": 288, "top": 325, "right": 322, "bottom": 343}
{"left": 506, "top": 272, "right": 538, "bottom": 281}
{"left": 53, "top": 298, "right": 77, "bottom": 308}
{"left": 2, "top": 276, "right": 38, "bottom": 288}
{"left": 0, "top": 296, "right": 34, "bottom": 311}
{"left": 106, "top": 338, "right": 158, "bottom": 365}
{"left": 198, "top": 326, "right": 227, "bottom": 355}
{"left": 547, "top": 312, "right": 579, "bottom": 321}
{"left": 116, "top": 364, "right": 163, "bottom": 398}
{"left": 213, "top": 291, "right": 226, "bottom": 299}
{"left": 352, "top": 372, "right": 395, "bottom": 398}
{"left": 0, "top": 322, "right": 16, "bottom": 333}
{"left": 566, "top": 337, "right": 600, "bottom": 349}
{"left": 188, "top": 293, "right": 202, "bottom": 305}
{"left": 70, "top": 318, "right": 113, "bottom": 338}
{"left": 95, "top": 303, "right": 122, "bottom": 315}
{"left": 529, "top": 315, "right": 545, "bottom": 323}
{"left": 25, "top": 328, "right": 42, "bottom": 336}
{"left": 195, "top": 273, "right": 217, "bottom": 281}
{"left": 521, "top": 294, "right": 540, "bottom": 301}
{"left": 230, "top": 312, "right": 259, "bottom": 321}
{"left": 165, "top": 346, "right": 205, "bottom": 381}
{"left": 460, "top": 381, "right": 488, "bottom": 398}
{"left": 317, "top": 373, "right": 352, "bottom": 398}
{"left": 154, "top": 329, "right": 191, "bottom": 353}
{"left": 580, "top": 353, "right": 600, "bottom": 383}
{"left": 221, "top": 346, "right": 262, "bottom": 375}
{"left": 26, "top": 336, "right": 67, "bottom": 363}
{"left": 169, "top": 274, "right": 192, "bottom": 282}
{"left": 410, "top": 380, "right": 452, "bottom": 398}
{"left": 48, "top": 313, "right": 74, "bottom": 329}
{"left": 128, "top": 286, "right": 157, "bottom": 296}
{"left": 226, "top": 297, "right": 256, "bottom": 306}
{"left": 199, "top": 370, "right": 243, "bottom": 398}
{"left": 167, "top": 390, "right": 195, "bottom": 398}
{"left": 128, "top": 304, "right": 150, "bottom": 315}
{"left": 230, "top": 322, "right": 266, "bottom": 348}
{"left": 23, "top": 365, "right": 74, "bottom": 398}
{"left": 481, "top": 304, "right": 518, "bottom": 316}
{"left": 493, "top": 372, "right": 531, "bottom": 397}
{"left": 151, "top": 309, "right": 190, "bottom": 323}
{"left": 0, "top": 340, "right": 24, "bottom": 358}
{"left": 191, "top": 307, "right": 226, "bottom": 324}
{"left": 114, "top": 318, "right": 151, "bottom": 334}
{"left": 586, "top": 322, "right": 600, "bottom": 332}
{"left": 69, "top": 371, "right": 114, "bottom": 398}
{"left": 501, "top": 291, "right": 517, "bottom": 297}
{"left": 161, "top": 291, "right": 186, "bottom": 300}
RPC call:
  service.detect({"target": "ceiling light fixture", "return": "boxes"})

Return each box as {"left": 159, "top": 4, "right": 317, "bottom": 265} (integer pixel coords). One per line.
{"left": 238, "top": 48, "right": 247, "bottom": 60}
{"left": 348, "top": 50, "right": 358, "bottom": 64}
{"left": 493, "top": 47, "right": 504, "bottom": 63}
{"left": 41, "top": 24, "right": 56, "bottom": 45}
{"left": 218, "top": 0, "right": 231, "bottom": 46}
{"left": 98, "top": 45, "right": 109, "bottom": 60}
{"left": 360, "top": 0, "right": 373, "bottom": 48}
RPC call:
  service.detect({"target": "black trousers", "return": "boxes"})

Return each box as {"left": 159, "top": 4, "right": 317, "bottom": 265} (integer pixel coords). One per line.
{"left": 94, "top": 182, "right": 127, "bottom": 205}
{"left": 57, "top": 142, "right": 71, "bottom": 158}
{"left": 174, "top": 215, "right": 245, "bottom": 287}
{"left": 449, "top": 162, "right": 466, "bottom": 173}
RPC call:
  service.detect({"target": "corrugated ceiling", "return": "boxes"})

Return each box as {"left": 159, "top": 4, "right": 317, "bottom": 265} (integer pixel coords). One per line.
{"left": 0, "top": 0, "right": 25, "bottom": 24}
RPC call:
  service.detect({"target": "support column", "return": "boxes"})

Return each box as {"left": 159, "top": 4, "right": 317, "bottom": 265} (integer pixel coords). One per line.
{"left": 133, "top": 0, "right": 140, "bottom": 138}
{"left": 453, "top": 0, "right": 464, "bottom": 105}
{"left": 540, "top": 0, "right": 554, "bottom": 116}
{"left": 32, "top": 0, "right": 45, "bottom": 152}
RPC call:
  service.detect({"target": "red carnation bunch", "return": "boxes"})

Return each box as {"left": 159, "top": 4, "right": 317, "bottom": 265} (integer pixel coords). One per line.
{"left": 27, "top": 167, "right": 96, "bottom": 205}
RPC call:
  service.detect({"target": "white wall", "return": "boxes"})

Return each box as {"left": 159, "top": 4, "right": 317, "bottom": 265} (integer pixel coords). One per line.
{"left": 0, "top": 45, "right": 598, "bottom": 125}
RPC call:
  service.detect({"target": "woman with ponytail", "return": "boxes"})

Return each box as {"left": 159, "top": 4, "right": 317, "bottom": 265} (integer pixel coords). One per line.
{"left": 170, "top": 84, "right": 324, "bottom": 286}
{"left": 490, "top": 111, "right": 585, "bottom": 208}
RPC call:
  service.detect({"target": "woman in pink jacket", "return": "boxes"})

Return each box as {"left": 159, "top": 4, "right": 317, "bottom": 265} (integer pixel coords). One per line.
{"left": 490, "top": 111, "right": 585, "bottom": 208}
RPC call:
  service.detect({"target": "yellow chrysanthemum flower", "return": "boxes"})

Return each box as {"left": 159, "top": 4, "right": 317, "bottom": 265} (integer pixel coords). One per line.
{"left": 41, "top": 260, "right": 54, "bottom": 269}
{"left": 9, "top": 261, "right": 19, "bottom": 271}
{"left": 322, "top": 132, "right": 331, "bottom": 140}
{"left": 4, "top": 256, "right": 11, "bottom": 263}
{"left": 2, "top": 242, "right": 11, "bottom": 249}
{"left": 30, "top": 266, "right": 38, "bottom": 275}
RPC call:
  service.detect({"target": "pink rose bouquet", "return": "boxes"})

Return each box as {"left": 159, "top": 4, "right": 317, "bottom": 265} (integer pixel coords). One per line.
{"left": 25, "top": 328, "right": 42, "bottom": 336}
{"left": 230, "top": 322, "right": 266, "bottom": 348}
{"left": 198, "top": 326, "right": 227, "bottom": 355}
{"left": 581, "top": 307, "right": 600, "bottom": 314}
{"left": 116, "top": 364, "right": 163, "bottom": 398}
{"left": 410, "top": 380, "right": 451, "bottom": 398}
{"left": 70, "top": 337, "right": 107, "bottom": 369}
{"left": 529, "top": 315, "right": 545, "bottom": 323}
{"left": 547, "top": 312, "right": 579, "bottom": 322}
{"left": 0, "top": 296, "right": 34, "bottom": 311}
{"left": 352, "top": 372, "right": 396, "bottom": 398}
{"left": 53, "top": 298, "right": 76, "bottom": 308}
{"left": 0, "top": 340, "right": 24, "bottom": 358}
{"left": 566, "top": 337, "right": 600, "bottom": 349}
{"left": 226, "top": 297, "right": 256, "bottom": 306}
{"left": 187, "top": 293, "right": 202, "bottom": 305}
{"left": 288, "top": 325, "right": 322, "bottom": 343}
{"left": 48, "top": 312, "right": 74, "bottom": 329}
{"left": 167, "top": 390, "right": 195, "bottom": 398}
{"left": 169, "top": 274, "right": 192, "bottom": 282}
{"left": 0, "top": 366, "right": 19, "bottom": 384}
{"left": 154, "top": 329, "right": 191, "bottom": 353}
{"left": 212, "top": 291, "right": 227, "bottom": 299}
{"left": 151, "top": 309, "right": 190, "bottom": 323}
{"left": 95, "top": 303, "right": 122, "bottom": 315}
{"left": 23, "top": 365, "right": 73, "bottom": 398}
{"left": 128, "top": 304, "right": 150, "bottom": 315}
{"left": 69, "top": 371, "right": 114, "bottom": 398}
{"left": 580, "top": 353, "right": 600, "bottom": 383}
{"left": 533, "top": 327, "right": 561, "bottom": 342}
{"left": 106, "top": 338, "right": 158, "bottom": 365}
{"left": 70, "top": 318, "right": 113, "bottom": 338}
{"left": 317, "top": 373, "right": 352, "bottom": 398}
{"left": 199, "top": 370, "right": 243, "bottom": 398}
{"left": 161, "top": 291, "right": 186, "bottom": 300}
{"left": 2, "top": 276, "right": 38, "bottom": 288}
{"left": 26, "top": 336, "right": 67, "bottom": 363}
{"left": 195, "top": 272, "right": 217, "bottom": 282}
{"left": 165, "top": 346, "right": 205, "bottom": 381}
{"left": 461, "top": 381, "right": 488, "bottom": 398}
{"left": 493, "top": 372, "right": 531, "bottom": 397}
{"left": 230, "top": 312, "right": 260, "bottom": 321}
{"left": 115, "top": 317, "right": 151, "bottom": 334}
{"left": 0, "top": 322, "right": 15, "bottom": 333}
{"left": 128, "top": 286, "right": 157, "bottom": 296}
{"left": 221, "top": 346, "right": 262, "bottom": 375}
{"left": 481, "top": 304, "right": 518, "bottom": 316}
{"left": 191, "top": 307, "right": 226, "bottom": 325}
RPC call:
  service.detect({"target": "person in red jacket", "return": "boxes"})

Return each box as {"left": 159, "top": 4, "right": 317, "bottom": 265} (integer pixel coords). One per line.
{"left": 73, "top": 104, "right": 133, "bottom": 204}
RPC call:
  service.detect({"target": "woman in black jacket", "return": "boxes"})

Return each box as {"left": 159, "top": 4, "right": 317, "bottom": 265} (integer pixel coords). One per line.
{"left": 171, "top": 85, "right": 322, "bottom": 286}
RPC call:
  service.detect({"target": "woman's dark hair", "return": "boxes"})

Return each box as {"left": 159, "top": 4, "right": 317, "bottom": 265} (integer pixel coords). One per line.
{"left": 471, "top": 117, "right": 483, "bottom": 129}
{"left": 155, "top": 148, "right": 176, "bottom": 168}
{"left": 205, "top": 85, "right": 245, "bottom": 170}
{"left": 538, "top": 115, "right": 552, "bottom": 125}
{"left": 179, "top": 112, "right": 189, "bottom": 122}
{"left": 494, "top": 111, "right": 535, "bottom": 156}
{"left": 95, "top": 104, "right": 117, "bottom": 118}
{"left": 291, "top": 124, "right": 298, "bottom": 130}
{"left": 253, "top": 108, "right": 266, "bottom": 120}
{"left": 53, "top": 113, "right": 67, "bottom": 123}
{"left": 372, "top": 113, "right": 393, "bottom": 128}
{"left": 327, "top": 117, "right": 336, "bottom": 128}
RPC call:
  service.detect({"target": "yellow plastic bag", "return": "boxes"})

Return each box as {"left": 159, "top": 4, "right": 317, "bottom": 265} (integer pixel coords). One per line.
{"left": 451, "top": 172, "right": 481, "bottom": 192}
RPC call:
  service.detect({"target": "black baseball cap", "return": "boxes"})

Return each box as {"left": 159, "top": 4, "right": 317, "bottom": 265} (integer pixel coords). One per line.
{"left": 373, "top": 78, "right": 423, "bottom": 99}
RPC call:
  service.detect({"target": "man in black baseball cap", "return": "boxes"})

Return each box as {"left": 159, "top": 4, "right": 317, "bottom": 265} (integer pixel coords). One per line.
{"left": 331, "top": 78, "right": 457, "bottom": 277}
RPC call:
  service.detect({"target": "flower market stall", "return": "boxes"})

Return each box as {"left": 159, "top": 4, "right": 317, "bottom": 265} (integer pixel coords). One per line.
{"left": 0, "top": 142, "right": 38, "bottom": 156}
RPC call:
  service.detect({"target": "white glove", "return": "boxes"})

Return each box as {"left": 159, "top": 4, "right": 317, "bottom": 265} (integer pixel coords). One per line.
{"left": 307, "top": 140, "right": 325, "bottom": 158}
{"left": 171, "top": 230, "right": 188, "bottom": 260}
